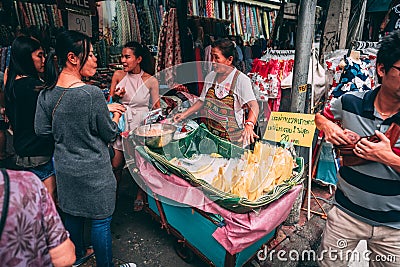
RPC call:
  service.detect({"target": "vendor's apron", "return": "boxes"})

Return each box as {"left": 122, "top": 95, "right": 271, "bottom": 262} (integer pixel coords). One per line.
{"left": 204, "top": 70, "right": 242, "bottom": 143}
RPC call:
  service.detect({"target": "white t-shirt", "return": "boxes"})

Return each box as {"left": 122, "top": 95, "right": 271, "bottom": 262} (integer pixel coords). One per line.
{"left": 199, "top": 69, "right": 256, "bottom": 128}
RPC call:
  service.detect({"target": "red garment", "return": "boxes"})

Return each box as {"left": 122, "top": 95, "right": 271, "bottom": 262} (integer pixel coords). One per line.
{"left": 250, "top": 58, "right": 294, "bottom": 111}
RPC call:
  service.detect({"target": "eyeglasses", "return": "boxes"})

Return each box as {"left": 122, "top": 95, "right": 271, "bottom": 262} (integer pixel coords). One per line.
{"left": 392, "top": 65, "right": 400, "bottom": 72}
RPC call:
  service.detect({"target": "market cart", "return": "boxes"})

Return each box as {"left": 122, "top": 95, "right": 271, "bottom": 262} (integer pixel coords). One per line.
{"left": 124, "top": 125, "right": 304, "bottom": 267}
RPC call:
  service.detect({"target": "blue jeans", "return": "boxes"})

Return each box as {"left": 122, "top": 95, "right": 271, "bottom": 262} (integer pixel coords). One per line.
{"left": 64, "top": 214, "right": 114, "bottom": 267}
{"left": 27, "top": 159, "right": 55, "bottom": 181}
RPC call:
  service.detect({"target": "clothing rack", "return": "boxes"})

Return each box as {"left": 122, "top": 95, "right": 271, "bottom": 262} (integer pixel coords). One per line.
{"left": 187, "top": 15, "right": 231, "bottom": 24}
{"left": 261, "top": 49, "right": 295, "bottom": 60}
{"left": 350, "top": 41, "right": 380, "bottom": 50}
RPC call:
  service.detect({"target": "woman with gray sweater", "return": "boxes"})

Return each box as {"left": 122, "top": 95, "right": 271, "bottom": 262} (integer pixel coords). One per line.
{"left": 35, "top": 30, "right": 127, "bottom": 267}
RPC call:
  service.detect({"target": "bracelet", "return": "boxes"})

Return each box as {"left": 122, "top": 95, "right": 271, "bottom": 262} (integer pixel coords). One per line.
{"left": 244, "top": 120, "right": 255, "bottom": 129}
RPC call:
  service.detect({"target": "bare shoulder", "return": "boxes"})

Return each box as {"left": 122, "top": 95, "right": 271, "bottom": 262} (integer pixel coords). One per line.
{"left": 112, "top": 70, "right": 125, "bottom": 81}
{"left": 142, "top": 73, "right": 159, "bottom": 88}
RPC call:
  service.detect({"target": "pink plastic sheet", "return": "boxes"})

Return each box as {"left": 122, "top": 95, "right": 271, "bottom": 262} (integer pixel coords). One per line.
{"left": 135, "top": 151, "right": 302, "bottom": 254}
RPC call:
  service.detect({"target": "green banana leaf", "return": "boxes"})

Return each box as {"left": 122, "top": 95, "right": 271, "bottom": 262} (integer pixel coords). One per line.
{"left": 135, "top": 124, "right": 304, "bottom": 213}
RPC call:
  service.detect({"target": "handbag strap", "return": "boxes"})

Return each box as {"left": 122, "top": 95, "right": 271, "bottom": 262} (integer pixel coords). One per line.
{"left": 52, "top": 81, "right": 83, "bottom": 118}
{"left": 0, "top": 168, "right": 10, "bottom": 239}
{"left": 52, "top": 90, "right": 67, "bottom": 118}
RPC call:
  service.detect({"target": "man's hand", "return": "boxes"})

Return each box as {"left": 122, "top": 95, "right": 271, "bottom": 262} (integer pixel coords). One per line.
{"left": 354, "top": 130, "right": 393, "bottom": 164}
{"left": 315, "top": 113, "right": 354, "bottom": 145}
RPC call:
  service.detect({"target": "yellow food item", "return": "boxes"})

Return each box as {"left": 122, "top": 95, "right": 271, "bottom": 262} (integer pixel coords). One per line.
{"left": 214, "top": 142, "right": 295, "bottom": 201}
{"left": 212, "top": 166, "right": 230, "bottom": 192}
{"left": 174, "top": 142, "right": 295, "bottom": 202}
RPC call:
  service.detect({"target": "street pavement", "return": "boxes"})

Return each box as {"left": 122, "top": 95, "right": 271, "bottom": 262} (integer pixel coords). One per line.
{"left": 87, "top": 169, "right": 209, "bottom": 267}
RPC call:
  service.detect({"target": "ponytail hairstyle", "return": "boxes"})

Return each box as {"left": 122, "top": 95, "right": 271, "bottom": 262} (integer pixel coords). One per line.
{"left": 124, "top": 41, "right": 154, "bottom": 75}
{"left": 45, "top": 30, "right": 92, "bottom": 89}
{"left": 5, "top": 36, "right": 42, "bottom": 102}
{"left": 211, "top": 38, "right": 239, "bottom": 68}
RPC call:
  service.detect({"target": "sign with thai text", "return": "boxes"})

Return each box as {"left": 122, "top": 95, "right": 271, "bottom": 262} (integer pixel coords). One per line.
{"left": 264, "top": 112, "right": 316, "bottom": 147}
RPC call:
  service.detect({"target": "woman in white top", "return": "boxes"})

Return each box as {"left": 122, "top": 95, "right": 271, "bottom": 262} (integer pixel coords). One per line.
{"left": 110, "top": 41, "right": 160, "bottom": 211}
{"left": 174, "top": 38, "right": 259, "bottom": 146}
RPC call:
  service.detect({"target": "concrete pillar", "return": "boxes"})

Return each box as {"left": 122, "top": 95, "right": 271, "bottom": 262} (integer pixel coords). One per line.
{"left": 290, "top": 0, "right": 317, "bottom": 114}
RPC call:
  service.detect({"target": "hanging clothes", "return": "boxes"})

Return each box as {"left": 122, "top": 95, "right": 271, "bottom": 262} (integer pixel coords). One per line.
{"left": 331, "top": 57, "right": 373, "bottom": 98}
{"left": 156, "top": 8, "right": 182, "bottom": 87}
{"left": 249, "top": 53, "right": 295, "bottom": 112}
{"left": 194, "top": 38, "right": 205, "bottom": 95}
{"left": 325, "top": 49, "right": 377, "bottom": 99}
{"left": 15, "top": 2, "right": 63, "bottom": 29}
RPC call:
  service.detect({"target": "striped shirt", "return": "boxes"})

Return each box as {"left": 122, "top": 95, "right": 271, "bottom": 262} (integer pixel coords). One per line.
{"left": 328, "top": 87, "right": 400, "bottom": 229}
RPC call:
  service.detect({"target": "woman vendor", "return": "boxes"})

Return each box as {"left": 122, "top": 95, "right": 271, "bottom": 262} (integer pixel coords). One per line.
{"left": 174, "top": 38, "right": 259, "bottom": 146}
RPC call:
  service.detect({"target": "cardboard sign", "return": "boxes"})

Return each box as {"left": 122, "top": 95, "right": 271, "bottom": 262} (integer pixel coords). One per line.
{"left": 68, "top": 12, "right": 92, "bottom": 37}
{"left": 264, "top": 112, "right": 316, "bottom": 147}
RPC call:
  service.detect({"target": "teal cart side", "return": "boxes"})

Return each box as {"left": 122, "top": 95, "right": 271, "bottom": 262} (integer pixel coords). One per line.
{"left": 145, "top": 190, "right": 276, "bottom": 267}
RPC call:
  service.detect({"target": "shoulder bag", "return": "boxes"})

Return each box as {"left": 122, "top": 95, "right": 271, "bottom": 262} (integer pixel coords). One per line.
{"left": 0, "top": 169, "right": 10, "bottom": 239}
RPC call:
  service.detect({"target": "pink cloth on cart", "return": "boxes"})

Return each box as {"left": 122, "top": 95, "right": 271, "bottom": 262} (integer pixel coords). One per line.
{"left": 135, "top": 151, "right": 302, "bottom": 254}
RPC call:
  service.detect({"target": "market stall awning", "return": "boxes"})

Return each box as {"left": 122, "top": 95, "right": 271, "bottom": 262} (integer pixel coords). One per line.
{"left": 367, "top": 0, "right": 391, "bottom": 12}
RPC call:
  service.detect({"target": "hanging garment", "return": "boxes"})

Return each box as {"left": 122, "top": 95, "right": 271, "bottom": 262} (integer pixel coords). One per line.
{"left": 132, "top": 1, "right": 142, "bottom": 43}
{"left": 331, "top": 57, "right": 373, "bottom": 98}
{"left": 18, "top": 2, "right": 30, "bottom": 27}
{"left": 156, "top": 8, "right": 182, "bottom": 87}
{"left": 214, "top": 0, "right": 219, "bottom": 18}
{"left": 144, "top": 0, "right": 157, "bottom": 45}
{"left": 315, "top": 141, "right": 338, "bottom": 187}
{"left": 249, "top": 57, "right": 295, "bottom": 112}
{"left": 221, "top": 1, "right": 226, "bottom": 19}
{"left": 206, "top": 0, "right": 214, "bottom": 18}
{"left": 204, "top": 45, "right": 212, "bottom": 74}
{"left": 194, "top": 42, "right": 204, "bottom": 95}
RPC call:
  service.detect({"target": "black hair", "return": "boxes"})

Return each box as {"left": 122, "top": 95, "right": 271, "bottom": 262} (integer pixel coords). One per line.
{"left": 5, "top": 36, "right": 42, "bottom": 101}
{"left": 123, "top": 41, "right": 154, "bottom": 75}
{"left": 235, "top": 35, "right": 244, "bottom": 47}
{"left": 204, "top": 34, "right": 212, "bottom": 47}
{"left": 376, "top": 31, "right": 400, "bottom": 84}
{"left": 212, "top": 38, "right": 238, "bottom": 67}
{"left": 45, "top": 30, "right": 92, "bottom": 89}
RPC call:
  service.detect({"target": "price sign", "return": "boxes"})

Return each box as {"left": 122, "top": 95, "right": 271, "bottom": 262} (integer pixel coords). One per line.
{"left": 68, "top": 12, "right": 92, "bottom": 37}
{"left": 298, "top": 84, "right": 309, "bottom": 93}
{"left": 263, "top": 112, "right": 316, "bottom": 147}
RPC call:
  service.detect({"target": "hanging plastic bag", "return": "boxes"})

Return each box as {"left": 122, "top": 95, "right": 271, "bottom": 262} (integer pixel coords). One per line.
{"left": 107, "top": 98, "right": 125, "bottom": 133}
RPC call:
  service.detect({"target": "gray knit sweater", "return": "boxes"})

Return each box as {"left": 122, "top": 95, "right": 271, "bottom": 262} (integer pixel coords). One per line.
{"left": 35, "top": 85, "right": 119, "bottom": 219}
